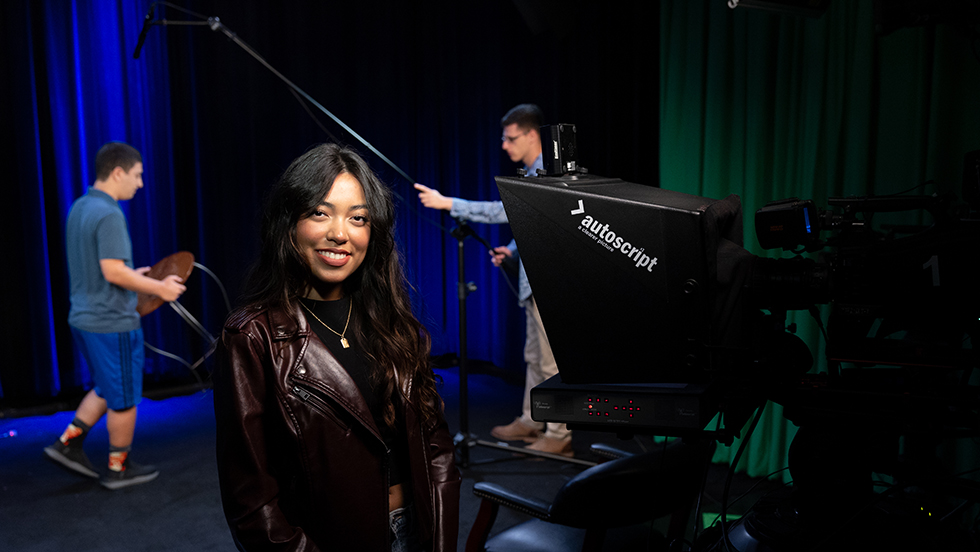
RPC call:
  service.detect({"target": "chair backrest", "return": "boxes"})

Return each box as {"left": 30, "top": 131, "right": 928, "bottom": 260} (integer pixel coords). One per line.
{"left": 547, "top": 439, "right": 714, "bottom": 529}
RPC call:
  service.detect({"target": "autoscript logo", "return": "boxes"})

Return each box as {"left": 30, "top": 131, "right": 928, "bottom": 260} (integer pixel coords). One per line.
{"left": 571, "top": 199, "right": 658, "bottom": 272}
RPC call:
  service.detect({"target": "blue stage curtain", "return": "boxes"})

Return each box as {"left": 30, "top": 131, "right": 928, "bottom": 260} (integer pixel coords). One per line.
{"left": 1, "top": 0, "right": 190, "bottom": 402}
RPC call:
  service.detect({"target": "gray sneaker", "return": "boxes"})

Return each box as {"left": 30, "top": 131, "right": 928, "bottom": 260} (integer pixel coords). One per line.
{"left": 44, "top": 441, "right": 99, "bottom": 478}
{"left": 100, "top": 459, "right": 159, "bottom": 490}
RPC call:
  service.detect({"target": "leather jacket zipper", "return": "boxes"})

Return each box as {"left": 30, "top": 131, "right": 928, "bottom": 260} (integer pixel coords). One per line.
{"left": 289, "top": 379, "right": 351, "bottom": 431}
{"left": 290, "top": 379, "right": 387, "bottom": 447}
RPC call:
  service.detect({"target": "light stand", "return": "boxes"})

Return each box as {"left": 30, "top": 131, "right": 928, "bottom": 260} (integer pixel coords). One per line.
{"left": 450, "top": 220, "right": 596, "bottom": 468}
{"left": 450, "top": 221, "right": 478, "bottom": 468}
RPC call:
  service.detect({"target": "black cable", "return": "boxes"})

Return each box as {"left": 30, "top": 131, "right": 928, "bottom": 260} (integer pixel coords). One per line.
{"left": 702, "top": 468, "right": 791, "bottom": 532}
{"left": 876, "top": 178, "right": 935, "bottom": 198}
{"left": 141, "top": 260, "right": 228, "bottom": 381}
{"left": 685, "top": 441, "right": 716, "bottom": 551}
{"left": 192, "top": 262, "right": 231, "bottom": 312}
{"left": 144, "top": 341, "right": 205, "bottom": 387}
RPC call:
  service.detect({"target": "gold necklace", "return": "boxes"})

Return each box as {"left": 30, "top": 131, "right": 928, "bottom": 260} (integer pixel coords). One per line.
{"left": 299, "top": 297, "right": 352, "bottom": 348}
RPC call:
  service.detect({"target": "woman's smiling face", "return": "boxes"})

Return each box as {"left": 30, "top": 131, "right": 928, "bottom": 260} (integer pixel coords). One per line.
{"left": 295, "top": 172, "right": 371, "bottom": 301}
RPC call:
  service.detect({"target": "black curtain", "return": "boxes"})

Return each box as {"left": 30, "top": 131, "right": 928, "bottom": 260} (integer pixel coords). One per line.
{"left": 0, "top": 0, "right": 659, "bottom": 404}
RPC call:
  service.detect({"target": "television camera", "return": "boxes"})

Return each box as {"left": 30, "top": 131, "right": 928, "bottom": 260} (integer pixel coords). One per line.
{"left": 497, "top": 153, "right": 980, "bottom": 550}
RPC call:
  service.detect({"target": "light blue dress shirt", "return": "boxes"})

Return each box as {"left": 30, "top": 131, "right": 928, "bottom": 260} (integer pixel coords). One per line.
{"left": 448, "top": 154, "right": 543, "bottom": 302}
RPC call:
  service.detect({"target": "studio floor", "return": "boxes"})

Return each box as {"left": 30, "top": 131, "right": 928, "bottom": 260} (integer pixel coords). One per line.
{"left": 0, "top": 367, "right": 778, "bottom": 552}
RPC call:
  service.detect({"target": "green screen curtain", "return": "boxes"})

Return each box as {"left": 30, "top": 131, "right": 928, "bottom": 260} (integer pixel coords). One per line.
{"left": 660, "top": 0, "right": 980, "bottom": 481}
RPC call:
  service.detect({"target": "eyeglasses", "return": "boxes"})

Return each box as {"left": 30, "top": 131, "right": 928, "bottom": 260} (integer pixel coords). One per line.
{"left": 501, "top": 131, "right": 529, "bottom": 143}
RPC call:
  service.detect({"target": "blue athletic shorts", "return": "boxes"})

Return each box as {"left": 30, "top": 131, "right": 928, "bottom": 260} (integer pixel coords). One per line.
{"left": 70, "top": 326, "right": 144, "bottom": 410}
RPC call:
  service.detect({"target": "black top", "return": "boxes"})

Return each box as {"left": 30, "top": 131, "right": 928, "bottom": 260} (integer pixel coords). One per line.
{"left": 299, "top": 297, "right": 411, "bottom": 488}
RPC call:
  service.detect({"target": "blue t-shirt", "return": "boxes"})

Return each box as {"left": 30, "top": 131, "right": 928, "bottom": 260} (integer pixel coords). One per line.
{"left": 66, "top": 188, "right": 140, "bottom": 333}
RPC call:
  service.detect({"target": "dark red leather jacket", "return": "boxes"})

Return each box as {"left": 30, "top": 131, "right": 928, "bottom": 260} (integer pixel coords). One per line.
{"left": 213, "top": 303, "right": 460, "bottom": 551}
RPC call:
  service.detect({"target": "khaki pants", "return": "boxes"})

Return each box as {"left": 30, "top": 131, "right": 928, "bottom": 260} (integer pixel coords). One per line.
{"left": 519, "top": 296, "right": 570, "bottom": 441}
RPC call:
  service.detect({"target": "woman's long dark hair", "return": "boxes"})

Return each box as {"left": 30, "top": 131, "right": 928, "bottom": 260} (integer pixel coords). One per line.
{"left": 240, "top": 143, "right": 438, "bottom": 424}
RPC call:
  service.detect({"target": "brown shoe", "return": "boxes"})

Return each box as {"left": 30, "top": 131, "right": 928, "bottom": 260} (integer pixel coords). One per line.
{"left": 490, "top": 418, "right": 542, "bottom": 443}
{"left": 525, "top": 435, "right": 574, "bottom": 458}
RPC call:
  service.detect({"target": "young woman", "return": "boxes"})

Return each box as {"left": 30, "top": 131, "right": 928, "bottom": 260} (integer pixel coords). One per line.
{"left": 213, "top": 144, "right": 460, "bottom": 551}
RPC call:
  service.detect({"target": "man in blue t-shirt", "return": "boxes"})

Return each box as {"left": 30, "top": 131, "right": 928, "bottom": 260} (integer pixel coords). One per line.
{"left": 44, "top": 142, "right": 186, "bottom": 489}
{"left": 414, "top": 104, "right": 573, "bottom": 458}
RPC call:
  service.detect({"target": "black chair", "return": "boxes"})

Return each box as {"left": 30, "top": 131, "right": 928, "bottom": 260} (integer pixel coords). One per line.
{"left": 465, "top": 439, "right": 716, "bottom": 552}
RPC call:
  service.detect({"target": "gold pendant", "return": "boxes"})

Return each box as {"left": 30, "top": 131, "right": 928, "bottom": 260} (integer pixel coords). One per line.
{"left": 340, "top": 337, "right": 350, "bottom": 349}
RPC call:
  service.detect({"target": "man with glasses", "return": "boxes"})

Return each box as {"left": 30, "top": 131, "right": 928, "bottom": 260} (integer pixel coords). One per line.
{"left": 414, "top": 103, "right": 573, "bottom": 457}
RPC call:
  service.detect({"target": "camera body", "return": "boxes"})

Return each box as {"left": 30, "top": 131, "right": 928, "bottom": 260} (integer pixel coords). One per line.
{"left": 752, "top": 194, "right": 979, "bottom": 370}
